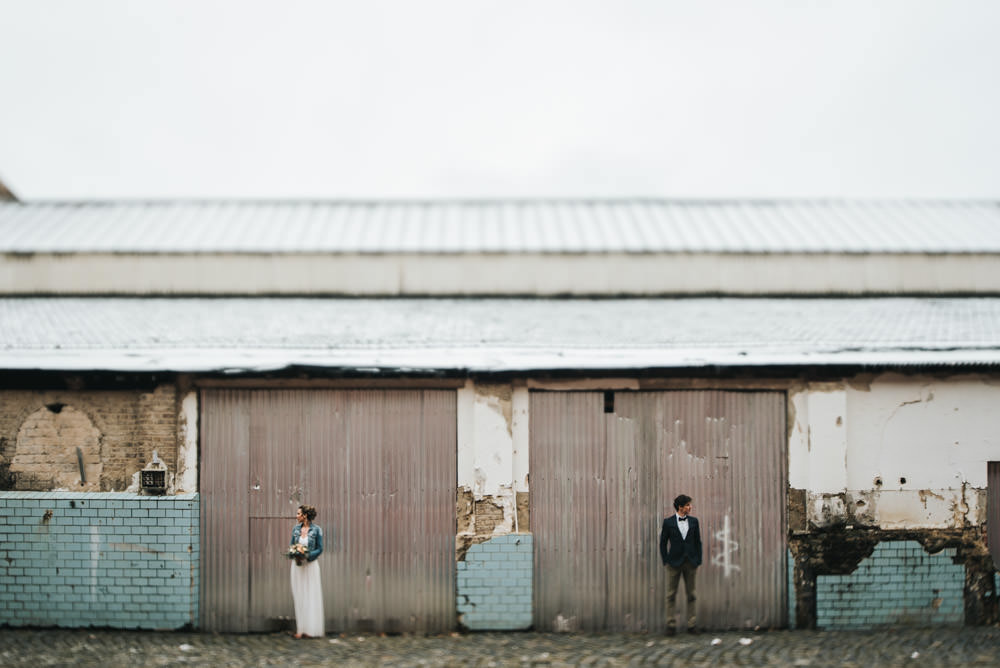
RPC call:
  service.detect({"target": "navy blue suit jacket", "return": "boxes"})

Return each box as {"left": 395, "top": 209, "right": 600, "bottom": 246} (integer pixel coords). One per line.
{"left": 659, "top": 515, "right": 702, "bottom": 567}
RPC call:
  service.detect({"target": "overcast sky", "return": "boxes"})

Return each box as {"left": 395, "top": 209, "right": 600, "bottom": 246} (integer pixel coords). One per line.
{"left": 0, "top": 0, "right": 998, "bottom": 201}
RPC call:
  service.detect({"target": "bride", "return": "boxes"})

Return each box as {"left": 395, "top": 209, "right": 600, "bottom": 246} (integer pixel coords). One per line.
{"left": 289, "top": 504, "right": 324, "bottom": 638}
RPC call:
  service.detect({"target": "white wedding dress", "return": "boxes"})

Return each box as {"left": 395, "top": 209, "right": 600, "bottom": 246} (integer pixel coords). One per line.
{"left": 290, "top": 533, "right": 325, "bottom": 637}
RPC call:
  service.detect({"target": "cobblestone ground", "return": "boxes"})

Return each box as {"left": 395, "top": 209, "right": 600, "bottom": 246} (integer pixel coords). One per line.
{"left": 1, "top": 627, "right": 998, "bottom": 667}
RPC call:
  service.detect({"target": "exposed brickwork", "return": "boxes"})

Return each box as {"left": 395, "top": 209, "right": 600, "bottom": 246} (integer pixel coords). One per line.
{"left": 474, "top": 499, "right": 504, "bottom": 535}
{"left": 0, "top": 386, "right": 179, "bottom": 492}
{"left": 456, "top": 534, "right": 533, "bottom": 630}
{"left": 12, "top": 405, "right": 103, "bottom": 491}
{"left": 0, "top": 491, "right": 199, "bottom": 630}
{"left": 457, "top": 490, "right": 519, "bottom": 561}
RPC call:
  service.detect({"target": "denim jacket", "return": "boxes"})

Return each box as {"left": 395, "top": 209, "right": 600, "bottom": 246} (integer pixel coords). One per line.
{"left": 290, "top": 523, "right": 324, "bottom": 562}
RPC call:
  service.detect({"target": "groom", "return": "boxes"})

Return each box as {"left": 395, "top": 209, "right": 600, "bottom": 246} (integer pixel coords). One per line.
{"left": 659, "top": 494, "right": 702, "bottom": 635}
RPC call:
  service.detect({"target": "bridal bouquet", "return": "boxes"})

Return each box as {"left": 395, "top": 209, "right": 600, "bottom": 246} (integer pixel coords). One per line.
{"left": 286, "top": 544, "right": 307, "bottom": 565}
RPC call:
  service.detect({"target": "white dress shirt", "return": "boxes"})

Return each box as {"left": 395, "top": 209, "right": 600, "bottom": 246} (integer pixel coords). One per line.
{"left": 676, "top": 513, "right": 689, "bottom": 539}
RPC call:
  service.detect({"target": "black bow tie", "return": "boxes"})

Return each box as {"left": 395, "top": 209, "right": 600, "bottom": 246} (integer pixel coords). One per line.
{"left": 677, "top": 517, "right": 687, "bottom": 522}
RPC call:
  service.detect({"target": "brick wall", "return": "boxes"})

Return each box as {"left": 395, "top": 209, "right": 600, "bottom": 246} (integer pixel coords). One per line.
{"left": 788, "top": 550, "right": 796, "bottom": 628}
{"left": 815, "top": 540, "right": 964, "bottom": 629}
{"left": 0, "top": 491, "right": 199, "bottom": 629}
{"left": 456, "top": 534, "right": 533, "bottom": 630}
{"left": 0, "top": 386, "right": 178, "bottom": 492}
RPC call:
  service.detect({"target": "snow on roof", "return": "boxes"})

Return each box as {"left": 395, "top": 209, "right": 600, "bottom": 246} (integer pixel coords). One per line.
{"left": 2, "top": 297, "right": 999, "bottom": 373}
{"left": 2, "top": 200, "right": 1000, "bottom": 254}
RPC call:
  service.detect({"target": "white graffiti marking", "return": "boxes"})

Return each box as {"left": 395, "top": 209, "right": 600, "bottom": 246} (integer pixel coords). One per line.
{"left": 712, "top": 514, "right": 741, "bottom": 577}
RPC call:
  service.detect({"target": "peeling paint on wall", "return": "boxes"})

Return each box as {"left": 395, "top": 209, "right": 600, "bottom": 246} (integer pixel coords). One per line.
{"left": 803, "top": 488, "right": 986, "bottom": 530}
{"left": 516, "top": 491, "right": 530, "bottom": 532}
{"left": 789, "top": 527, "right": 998, "bottom": 628}
{"left": 456, "top": 381, "right": 526, "bottom": 554}
{"left": 456, "top": 487, "right": 526, "bottom": 561}
{"left": 176, "top": 391, "right": 198, "bottom": 493}
{"left": 474, "top": 383, "right": 513, "bottom": 437}
{"left": 847, "top": 374, "right": 999, "bottom": 490}
{"left": 458, "top": 381, "right": 515, "bottom": 499}
{"left": 792, "top": 374, "right": 1000, "bottom": 528}
{"left": 789, "top": 372, "right": 1000, "bottom": 627}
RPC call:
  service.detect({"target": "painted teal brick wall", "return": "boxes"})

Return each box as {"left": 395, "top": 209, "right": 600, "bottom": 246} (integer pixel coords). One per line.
{"left": 787, "top": 550, "right": 796, "bottom": 629}
{"left": 816, "top": 540, "right": 964, "bottom": 629}
{"left": 0, "top": 491, "right": 199, "bottom": 629}
{"left": 456, "top": 534, "right": 532, "bottom": 630}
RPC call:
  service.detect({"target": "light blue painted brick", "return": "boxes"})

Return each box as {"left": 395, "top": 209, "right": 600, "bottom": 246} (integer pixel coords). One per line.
{"left": 0, "top": 491, "right": 199, "bottom": 631}
{"left": 456, "top": 534, "right": 532, "bottom": 631}
{"left": 817, "top": 540, "right": 964, "bottom": 630}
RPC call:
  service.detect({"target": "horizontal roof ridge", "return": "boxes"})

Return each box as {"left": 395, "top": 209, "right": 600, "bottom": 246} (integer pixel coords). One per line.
{"left": 2, "top": 197, "right": 998, "bottom": 206}
{"left": 3, "top": 200, "right": 999, "bottom": 255}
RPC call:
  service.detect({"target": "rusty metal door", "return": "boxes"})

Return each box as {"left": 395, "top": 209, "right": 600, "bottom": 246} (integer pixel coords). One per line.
{"left": 201, "top": 389, "right": 456, "bottom": 633}
{"left": 530, "top": 390, "right": 786, "bottom": 631}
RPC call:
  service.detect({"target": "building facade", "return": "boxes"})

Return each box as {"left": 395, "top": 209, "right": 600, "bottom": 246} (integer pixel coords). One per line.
{"left": 1, "top": 201, "right": 999, "bottom": 632}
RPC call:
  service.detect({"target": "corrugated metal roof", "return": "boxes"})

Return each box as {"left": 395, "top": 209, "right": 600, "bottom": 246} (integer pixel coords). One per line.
{"left": 2, "top": 297, "right": 999, "bottom": 372}
{"left": 1, "top": 200, "right": 999, "bottom": 254}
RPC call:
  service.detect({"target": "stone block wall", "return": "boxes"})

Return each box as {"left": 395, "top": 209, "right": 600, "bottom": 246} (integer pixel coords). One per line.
{"left": 0, "top": 386, "right": 178, "bottom": 492}
{"left": 0, "top": 491, "right": 199, "bottom": 629}
{"left": 456, "top": 534, "right": 533, "bottom": 630}
{"left": 815, "top": 540, "right": 964, "bottom": 629}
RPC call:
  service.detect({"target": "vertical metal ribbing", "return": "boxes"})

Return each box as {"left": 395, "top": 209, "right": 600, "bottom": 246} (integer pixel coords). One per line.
{"left": 200, "top": 388, "right": 456, "bottom": 634}
{"left": 200, "top": 389, "right": 251, "bottom": 632}
{"left": 987, "top": 462, "right": 1000, "bottom": 571}
{"left": 530, "top": 391, "right": 607, "bottom": 631}
{"left": 651, "top": 391, "right": 787, "bottom": 630}
{"left": 531, "top": 390, "right": 787, "bottom": 632}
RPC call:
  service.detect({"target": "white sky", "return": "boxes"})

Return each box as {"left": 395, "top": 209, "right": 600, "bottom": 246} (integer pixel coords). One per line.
{"left": 0, "top": 0, "right": 998, "bottom": 201}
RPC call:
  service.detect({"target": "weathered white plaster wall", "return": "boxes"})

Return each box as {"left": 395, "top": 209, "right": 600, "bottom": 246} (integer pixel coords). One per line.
{"left": 788, "top": 385, "right": 847, "bottom": 494}
{"left": 457, "top": 381, "right": 518, "bottom": 533}
{"left": 791, "top": 374, "right": 1000, "bottom": 529}
{"left": 176, "top": 390, "right": 199, "bottom": 493}
{"left": 511, "top": 386, "right": 530, "bottom": 497}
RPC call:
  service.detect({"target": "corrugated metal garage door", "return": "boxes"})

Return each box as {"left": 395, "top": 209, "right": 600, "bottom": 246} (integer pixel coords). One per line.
{"left": 989, "top": 461, "right": 1000, "bottom": 571}
{"left": 201, "top": 389, "right": 456, "bottom": 633}
{"left": 531, "top": 390, "right": 786, "bottom": 632}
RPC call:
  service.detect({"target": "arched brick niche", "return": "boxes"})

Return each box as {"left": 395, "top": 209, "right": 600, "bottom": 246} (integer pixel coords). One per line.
{"left": 11, "top": 404, "right": 103, "bottom": 491}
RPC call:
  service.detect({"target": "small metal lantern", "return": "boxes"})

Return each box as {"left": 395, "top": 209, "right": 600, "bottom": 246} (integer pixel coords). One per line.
{"left": 140, "top": 450, "right": 168, "bottom": 495}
